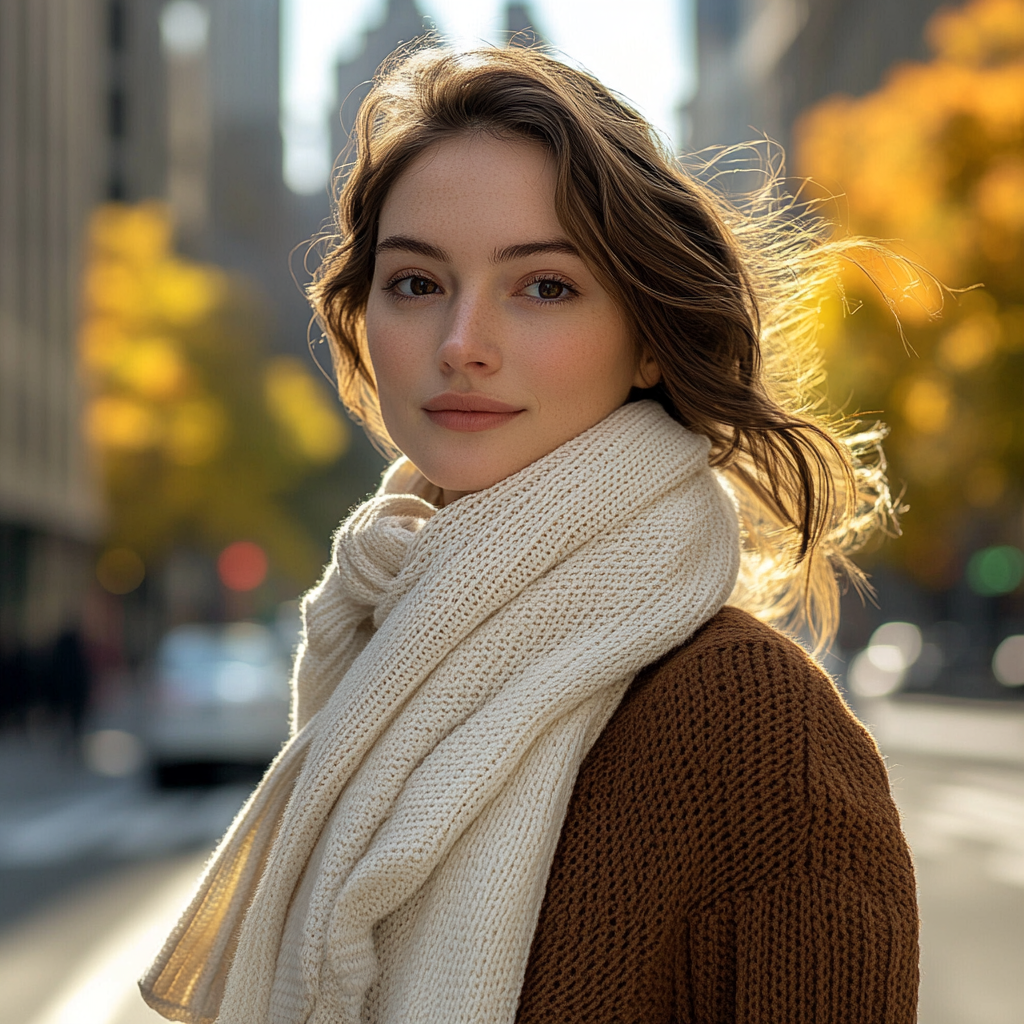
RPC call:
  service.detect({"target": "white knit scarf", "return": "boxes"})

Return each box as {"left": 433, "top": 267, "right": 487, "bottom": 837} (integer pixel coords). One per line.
{"left": 141, "top": 401, "right": 740, "bottom": 1024}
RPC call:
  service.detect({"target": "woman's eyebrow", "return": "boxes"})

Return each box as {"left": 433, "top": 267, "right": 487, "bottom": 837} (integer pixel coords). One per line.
{"left": 373, "top": 236, "right": 581, "bottom": 263}
{"left": 492, "top": 239, "right": 580, "bottom": 262}
{"left": 375, "top": 235, "right": 452, "bottom": 261}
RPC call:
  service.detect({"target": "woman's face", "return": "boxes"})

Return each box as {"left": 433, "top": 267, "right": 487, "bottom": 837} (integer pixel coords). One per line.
{"left": 365, "top": 133, "right": 659, "bottom": 504}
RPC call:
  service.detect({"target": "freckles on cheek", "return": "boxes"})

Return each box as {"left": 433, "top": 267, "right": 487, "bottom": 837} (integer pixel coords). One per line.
{"left": 529, "top": 331, "right": 611, "bottom": 410}
{"left": 365, "top": 327, "right": 407, "bottom": 400}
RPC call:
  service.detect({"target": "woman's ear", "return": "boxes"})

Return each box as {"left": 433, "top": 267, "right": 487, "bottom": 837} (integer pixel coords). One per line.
{"left": 633, "top": 352, "right": 662, "bottom": 389}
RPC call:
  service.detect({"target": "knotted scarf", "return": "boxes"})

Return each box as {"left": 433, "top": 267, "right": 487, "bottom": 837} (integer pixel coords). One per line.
{"left": 140, "top": 400, "right": 740, "bottom": 1024}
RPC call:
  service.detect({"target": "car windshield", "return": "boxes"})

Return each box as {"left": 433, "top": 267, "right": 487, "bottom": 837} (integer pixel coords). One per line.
{"left": 156, "top": 623, "right": 288, "bottom": 704}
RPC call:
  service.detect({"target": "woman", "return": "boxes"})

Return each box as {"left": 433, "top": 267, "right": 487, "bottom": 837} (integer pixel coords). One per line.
{"left": 142, "top": 44, "right": 918, "bottom": 1024}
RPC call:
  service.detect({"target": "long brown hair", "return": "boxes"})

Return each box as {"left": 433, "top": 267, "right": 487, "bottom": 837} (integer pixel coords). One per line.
{"left": 309, "top": 43, "right": 903, "bottom": 649}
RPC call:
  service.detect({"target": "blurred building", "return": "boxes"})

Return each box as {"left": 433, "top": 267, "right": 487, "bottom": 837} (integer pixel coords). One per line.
{"left": 331, "top": 0, "right": 429, "bottom": 168}
{"left": 0, "top": 0, "right": 384, "bottom": 718}
{"left": 687, "top": 0, "right": 951, "bottom": 152}
{"left": 505, "top": 2, "right": 546, "bottom": 44}
{"left": 0, "top": 0, "right": 107, "bottom": 678}
{"left": 95, "top": 0, "right": 302, "bottom": 350}
{"left": 154, "top": 0, "right": 309, "bottom": 329}
{"left": 109, "top": 0, "right": 166, "bottom": 201}
{"left": 330, "top": 0, "right": 546, "bottom": 168}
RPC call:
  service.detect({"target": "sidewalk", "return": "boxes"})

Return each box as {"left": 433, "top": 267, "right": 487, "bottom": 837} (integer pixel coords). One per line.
{"left": 0, "top": 669, "right": 149, "bottom": 808}
{"left": 856, "top": 695, "right": 1024, "bottom": 766}
{"left": 0, "top": 728, "right": 110, "bottom": 807}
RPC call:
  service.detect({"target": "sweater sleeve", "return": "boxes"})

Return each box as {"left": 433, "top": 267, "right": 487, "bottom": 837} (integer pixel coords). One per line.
{"left": 672, "top": 618, "right": 920, "bottom": 1024}
{"left": 681, "top": 873, "right": 919, "bottom": 1023}
{"left": 516, "top": 609, "right": 919, "bottom": 1024}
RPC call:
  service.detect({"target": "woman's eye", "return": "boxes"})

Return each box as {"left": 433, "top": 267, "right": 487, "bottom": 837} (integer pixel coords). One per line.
{"left": 393, "top": 276, "right": 439, "bottom": 296}
{"left": 524, "top": 279, "right": 571, "bottom": 300}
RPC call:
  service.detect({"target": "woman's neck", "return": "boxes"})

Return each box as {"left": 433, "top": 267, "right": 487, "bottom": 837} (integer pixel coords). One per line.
{"left": 439, "top": 488, "right": 473, "bottom": 507}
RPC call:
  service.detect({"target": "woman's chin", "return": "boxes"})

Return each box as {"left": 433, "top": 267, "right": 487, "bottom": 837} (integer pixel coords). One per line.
{"left": 428, "top": 472, "right": 508, "bottom": 498}
{"left": 415, "top": 458, "right": 524, "bottom": 499}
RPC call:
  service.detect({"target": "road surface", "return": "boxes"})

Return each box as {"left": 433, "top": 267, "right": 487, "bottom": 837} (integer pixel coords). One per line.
{"left": 1, "top": 703, "right": 1022, "bottom": 1024}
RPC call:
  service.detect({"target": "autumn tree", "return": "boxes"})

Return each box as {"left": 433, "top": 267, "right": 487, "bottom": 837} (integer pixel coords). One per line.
{"left": 80, "top": 202, "right": 355, "bottom": 593}
{"left": 795, "top": 0, "right": 1024, "bottom": 591}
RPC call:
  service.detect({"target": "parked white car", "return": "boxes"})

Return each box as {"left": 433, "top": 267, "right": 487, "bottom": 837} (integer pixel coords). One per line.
{"left": 147, "top": 619, "right": 294, "bottom": 786}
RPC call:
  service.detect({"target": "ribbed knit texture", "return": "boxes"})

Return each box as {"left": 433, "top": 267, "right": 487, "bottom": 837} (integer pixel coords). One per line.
{"left": 139, "top": 401, "right": 740, "bottom": 1024}
{"left": 516, "top": 607, "right": 920, "bottom": 1024}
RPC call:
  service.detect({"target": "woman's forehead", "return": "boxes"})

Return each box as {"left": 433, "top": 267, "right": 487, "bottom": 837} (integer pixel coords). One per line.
{"left": 378, "top": 135, "right": 561, "bottom": 245}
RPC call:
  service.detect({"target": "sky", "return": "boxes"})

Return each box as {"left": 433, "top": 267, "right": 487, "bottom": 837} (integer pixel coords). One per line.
{"left": 281, "top": 0, "right": 696, "bottom": 194}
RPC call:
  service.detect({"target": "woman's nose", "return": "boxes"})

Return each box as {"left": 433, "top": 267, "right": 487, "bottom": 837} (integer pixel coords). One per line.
{"left": 436, "top": 293, "right": 502, "bottom": 376}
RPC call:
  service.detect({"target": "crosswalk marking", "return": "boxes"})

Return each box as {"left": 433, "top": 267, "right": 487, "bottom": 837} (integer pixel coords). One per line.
{"left": 25, "top": 856, "right": 204, "bottom": 1024}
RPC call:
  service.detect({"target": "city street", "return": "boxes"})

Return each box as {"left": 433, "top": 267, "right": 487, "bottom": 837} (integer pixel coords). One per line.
{"left": 1, "top": 0, "right": 1020, "bottom": 1021}
{"left": 891, "top": 753, "right": 1024, "bottom": 1023}
{"left": 1, "top": 702, "right": 1023, "bottom": 1024}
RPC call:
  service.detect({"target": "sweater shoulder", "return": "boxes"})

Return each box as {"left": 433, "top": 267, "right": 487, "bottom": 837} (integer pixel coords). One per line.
{"left": 521, "top": 607, "right": 918, "bottom": 1024}
{"left": 580, "top": 605, "right": 907, "bottom": 899}
{"left": 656, "top": 604, "right": 824, "bottom": 681}
{"left": 615, "top": 606, "right": 893, "bottom": 809}
{"left": 628, "top": 604, "right": 838, "bottom": 721}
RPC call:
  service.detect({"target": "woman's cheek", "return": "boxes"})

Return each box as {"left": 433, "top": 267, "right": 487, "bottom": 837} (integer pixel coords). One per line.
{"left": 525, "top": 326, "right": 585, "bottom": 388}
{"left": 367, "top": 317, "right": 415, "bottom": 400}
{"left": 529, "top": 326, "right": 625, "bottom": 416}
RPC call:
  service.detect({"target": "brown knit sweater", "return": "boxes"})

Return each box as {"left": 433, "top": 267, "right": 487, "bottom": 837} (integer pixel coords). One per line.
{"left": 516, "top": 607, "right": 919, "bottom": 1023}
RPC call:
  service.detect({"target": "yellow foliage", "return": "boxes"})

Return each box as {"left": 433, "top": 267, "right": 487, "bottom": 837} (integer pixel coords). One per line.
{"left": 79, "top": 318, "right": 130, "bottom": 374}
{"left": 87, "top": 396, "right": 162, "bottom": 450}
{"left": 78, "top": 202, "right": 350, "bottom": 586}
{"left": 938, "top": 310, "right": 1002, "bottom": 370}
{"left": 796, "top": 0, "right": 1024, "bottom": 285}
{"left": 164, "top": 399, "right": 227, "bottom": 466}
{"left": 797, "top": 61, "right": 1024, "bottom": 282}
{"left": 927, "top": 0, "right": 1024, "bottom": 65}
{"left": 154, "top": 261, "right": 225, "bottom": 326}
{"left": 901, "top": 375, "right": 953, "bottom": 433}
{"left": 118, "top": 337, "right": 188, "bottom": 399}
{"left": 975, "top": 157, "right": 1024, "bottom": 227}
{"left": 82, "top": 203, "right": 225, "bottom": 331}
{"left": 264, "top": 357, "right": 349, "bottom": 463}
{"left": 89, "top": 202, "right": 172, "bottom": 265}
{"left": 795, "top": 0, "right": 1023, "bottom": 586}
{"left": 85, "top": 260, "right": 148, "bottom": 320}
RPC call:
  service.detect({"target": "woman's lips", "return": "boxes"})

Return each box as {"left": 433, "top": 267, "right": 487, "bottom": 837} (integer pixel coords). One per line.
{"left": 422, "top": 393, "right": 525, "bottom": 432}
{"left": 424, "top": 409, "right": 523, "bottom": 432}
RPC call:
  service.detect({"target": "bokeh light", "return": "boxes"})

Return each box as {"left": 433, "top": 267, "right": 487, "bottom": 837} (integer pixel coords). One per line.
{"left": 82, "top": 729, "right": 145, "bottom": 777}
{"left": 96, "top": 547, "right": 146, "bottom": 595}
{"left": 967, "top": 545, "right": 1024, "bottom": 596}
{"left": 848, "top": 622, "right": 924, "bottom": 697}
{"left": 992, "top": 635, "right": 1024, "bottom": 686}
{"left": 217, "top": 541, "right": 269, "bottom": 592}
{"left": 872, "top": 622, "right": 924, "bottom": 665}
{"left": 159, "top": 0, "right": 210, "bottom": 57}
